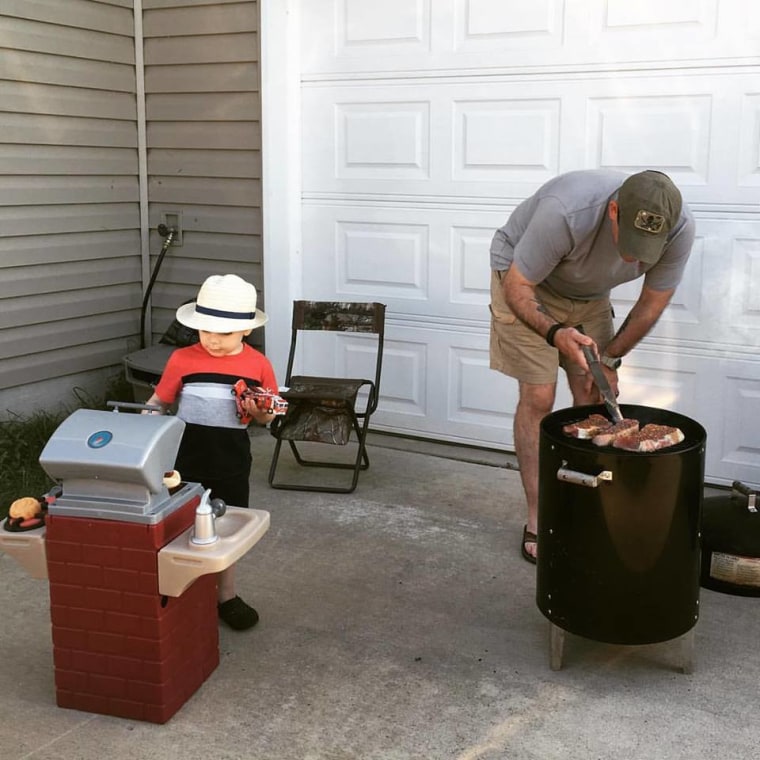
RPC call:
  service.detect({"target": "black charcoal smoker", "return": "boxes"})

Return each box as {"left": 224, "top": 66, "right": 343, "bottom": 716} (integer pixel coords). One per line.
{"left": 536, "top": 404, "right": 706, "bottom": 672}
{"left": 701, "top": 481, "right": 760, "bottom": 597}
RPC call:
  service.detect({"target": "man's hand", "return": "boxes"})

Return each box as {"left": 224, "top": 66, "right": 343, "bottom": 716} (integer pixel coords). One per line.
{"left": 554, "top": 325, "right": 594, "bottom": 370}
{"left": 558, "top": 331, "right": 620, "bottom": 403}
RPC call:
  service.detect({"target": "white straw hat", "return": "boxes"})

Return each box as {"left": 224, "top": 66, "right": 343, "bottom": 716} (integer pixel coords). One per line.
{"left": 175, "top": 274, "right": 268, "bottom": 332}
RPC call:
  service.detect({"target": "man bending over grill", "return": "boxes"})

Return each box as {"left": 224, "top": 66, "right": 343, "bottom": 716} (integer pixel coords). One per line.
{"left": 489, "top": 170, "right": 695, "bottom": 564}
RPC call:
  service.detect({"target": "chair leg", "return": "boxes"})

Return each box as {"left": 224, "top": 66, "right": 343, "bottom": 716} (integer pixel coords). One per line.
{"left": 343, "top": 415, "right": 376, "bottom": 491}
{"left": 267, "top": 437, "right": 285, "bottom": 487}
{"left": 285, "top": 440, "right": 369, "bottom": 471}
{"left": 268, "top": 419, "right": 373, "bottom": 494}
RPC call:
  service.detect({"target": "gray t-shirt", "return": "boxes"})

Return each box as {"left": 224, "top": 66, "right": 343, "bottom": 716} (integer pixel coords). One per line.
{"left": 490, "top": 170, "right": 695, "bottom": 300}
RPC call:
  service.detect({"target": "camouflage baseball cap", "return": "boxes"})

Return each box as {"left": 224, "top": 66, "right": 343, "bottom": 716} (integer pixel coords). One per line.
{"left": 617, "top": 170, "right": 682, "bottom": 264}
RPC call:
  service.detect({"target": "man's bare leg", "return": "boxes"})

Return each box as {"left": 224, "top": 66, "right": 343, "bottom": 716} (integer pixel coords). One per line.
{"left": 514, "top": 381, "right": 556, "bottom": 560}
{"left": 567, "top": 371, "right": 599, "bottom": 406}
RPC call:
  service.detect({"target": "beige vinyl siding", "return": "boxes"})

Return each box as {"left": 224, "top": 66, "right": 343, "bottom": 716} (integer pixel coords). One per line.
{"left": 0, "top": 0, "right": 263, "bottom": 415}
{"left": 0, "top": 0, "right": 141, "bottom": 397}
{"left": 142, "top": 0, "right": 264, "bottom": 348}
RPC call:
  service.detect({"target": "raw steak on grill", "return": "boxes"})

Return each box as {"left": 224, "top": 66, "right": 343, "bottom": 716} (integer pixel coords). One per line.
{"left": 562, "top": 413, "right": 612, "bottom": 439}
{"left": 591, "top": 418, "right": 639, "bottom": 447}
{"left": 612, "top": 423, "right": 685, "bottom": 452}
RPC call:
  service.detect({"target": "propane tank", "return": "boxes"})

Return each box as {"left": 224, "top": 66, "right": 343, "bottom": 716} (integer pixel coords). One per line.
{"left": 701, "top": 481, "right": 760, "bottom": 597}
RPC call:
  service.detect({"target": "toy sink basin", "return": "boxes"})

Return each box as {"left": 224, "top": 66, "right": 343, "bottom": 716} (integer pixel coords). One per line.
{"left": 0, "top": 522, "right": 48, "bottom": 579}
{"left": 157, "top": 507, "right": 270, "bottom": 597}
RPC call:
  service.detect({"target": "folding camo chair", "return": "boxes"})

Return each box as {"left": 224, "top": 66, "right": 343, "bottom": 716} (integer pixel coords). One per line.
{"left": 267, "top": 300, "right": 386, "bottom": 493}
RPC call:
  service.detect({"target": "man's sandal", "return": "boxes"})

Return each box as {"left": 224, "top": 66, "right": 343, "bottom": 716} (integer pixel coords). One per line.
{"left": 521, "top": 525, "right": 537, "bottom": 565}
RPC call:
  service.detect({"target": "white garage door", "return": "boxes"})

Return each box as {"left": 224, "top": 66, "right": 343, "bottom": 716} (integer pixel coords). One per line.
{"left": 266, "top": 0, "right": 760, "bottom": 487}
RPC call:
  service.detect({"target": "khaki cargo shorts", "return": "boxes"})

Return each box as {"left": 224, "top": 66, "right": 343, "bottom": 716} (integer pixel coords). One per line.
{"left": 489, "top": 270, "right": 615, "bottom": 384}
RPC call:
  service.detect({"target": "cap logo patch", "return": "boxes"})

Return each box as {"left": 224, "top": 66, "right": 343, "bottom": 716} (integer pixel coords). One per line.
{"left": 634, "top": 209, "right": 665, "bottom": 234}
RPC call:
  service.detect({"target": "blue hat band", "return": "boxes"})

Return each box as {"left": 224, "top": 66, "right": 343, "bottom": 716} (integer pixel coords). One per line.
{"left": 195, "top": 304, "right": 255, "bottom": 320}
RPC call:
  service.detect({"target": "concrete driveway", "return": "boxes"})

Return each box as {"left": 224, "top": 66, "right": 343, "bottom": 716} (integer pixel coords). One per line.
{"left": 0, "top": 429, "right": 756, "bottom": 759}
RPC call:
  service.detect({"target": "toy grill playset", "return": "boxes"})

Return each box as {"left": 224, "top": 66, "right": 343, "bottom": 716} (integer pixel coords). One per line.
{"left": 1, "top": 406, "right": 269, "bottom": 723}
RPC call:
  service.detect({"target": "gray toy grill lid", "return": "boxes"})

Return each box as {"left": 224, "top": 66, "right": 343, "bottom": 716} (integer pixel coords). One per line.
{"left": 39, "top": 408, "right": 188, "bottom": 520}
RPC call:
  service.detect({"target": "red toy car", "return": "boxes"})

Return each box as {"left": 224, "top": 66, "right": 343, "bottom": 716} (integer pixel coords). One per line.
{"left": 232, "top": 379, "right": 288, "bottom": 424}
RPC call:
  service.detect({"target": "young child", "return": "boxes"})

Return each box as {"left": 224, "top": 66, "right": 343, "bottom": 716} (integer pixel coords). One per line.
{"left": 144, "top": 274, "right": 278, "bottom": 630}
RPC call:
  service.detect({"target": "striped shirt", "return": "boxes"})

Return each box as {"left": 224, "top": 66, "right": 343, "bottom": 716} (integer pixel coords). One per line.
{"left": 154, "top": 342, "right": 278, "bottom": 481}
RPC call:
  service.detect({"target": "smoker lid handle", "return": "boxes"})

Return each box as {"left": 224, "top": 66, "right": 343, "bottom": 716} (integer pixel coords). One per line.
{"left": 732, "top": 481, "right": 757, "bottom": 512}
{"left": 557, "top": 463, "right": 613, "bottom": 488}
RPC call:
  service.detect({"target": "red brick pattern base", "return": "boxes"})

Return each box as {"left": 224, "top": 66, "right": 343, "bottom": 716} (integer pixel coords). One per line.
{"left": 46, "top": 496, "right": 220, "bottom": 724}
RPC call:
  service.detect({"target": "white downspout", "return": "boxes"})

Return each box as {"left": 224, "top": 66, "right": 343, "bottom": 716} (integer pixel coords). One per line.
{"left": 133, "top": 0, "right": 150, "bottom": 346}
{"left": 260, "top": 0, "right": 302, "bottom": 382}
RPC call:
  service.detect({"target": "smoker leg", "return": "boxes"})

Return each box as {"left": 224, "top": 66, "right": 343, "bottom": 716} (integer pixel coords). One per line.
{"left": 550, "top": 623, "right": 565, "bottom": 671}
{"left": 677, "top": 628, "right": 695, "bottom": 675}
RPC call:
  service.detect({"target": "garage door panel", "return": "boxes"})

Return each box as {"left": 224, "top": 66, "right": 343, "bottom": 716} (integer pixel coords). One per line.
{"left": 618, "top": 354, "right": 700, "bottom": 416}
{"left": 447, "top": 344, "right": 513, "bottom": 427}
{"left": 590, "top": 0, "right": 720, "bottom": 49}
{"left": 614, "top": 221, "right": 760, "bottom": 351}
{"left": 612, "top": 349, "right": 760, "bottom": 487}
{"left": 452, "top": 98, "right": 561, "bottom": 183}
{"left": 454, "top": 0, "right": 564, "bottom": 54}
{"left": 294, "top": 0, "right": 760, "bottom": 486}
{"left": 611, "top": 234, "right": 704, "bottom": 331}
{"left": 303, "top": 75, "right": 760, "bottom": 206}
{"left": 717, "top": 371, "right": 760, "bottom": 475}
{"left": 738, "top": 94, "right": 760, "bottom": 186}
{"left": 337, "top": 219, "right": 429, "bottom": 299}
{"left": 305, "top": 83, "right": 564, "bottom": 196}
{"left": 334, "top": 0, "right": 431, "bottom": 57}
{"left": 302, "top": 204, "right": 502, "bottom": 320}
{"left": 730, "top": 236, "right": 760, "bottom": 330}
{"left": 587, "top": 95, "right": 712, "bottom": 183}
{"left": 450, "top": 225, "right": 498, "bottom": 306}
{"left": 703, "top": 362, "right": 760, "bottom": 486}
{"left": 301, "top": 0, "right": 753, "bottom": 74}
{"left": 372, "top": 324, "right": 518, "bottom": 446}
{"left": 296, "top": 330, "right": 380, "bottom": 377}
{"left": 670, "top": 220, "right": 760, "bottom": 349}
{"left": 376, "top": 337, "right": 428, "bottom": 418}
{"left": 336, "top": 101, "right": 431, "bottom": 180}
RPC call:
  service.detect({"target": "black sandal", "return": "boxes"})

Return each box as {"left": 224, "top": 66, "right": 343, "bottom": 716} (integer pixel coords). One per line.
{"left": 218, "top": 595, "right": 259, "bottom": 630}
{"left": 521, "top": 525, "right": 537, "bottom": 565}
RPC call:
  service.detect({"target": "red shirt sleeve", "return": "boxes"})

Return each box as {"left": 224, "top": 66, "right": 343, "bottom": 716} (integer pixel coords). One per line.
{"left": 153, "top": 347, "right": 187, "bottom": 404}
{"left": 257, "top": 355, "right": 278, "bottom": 393}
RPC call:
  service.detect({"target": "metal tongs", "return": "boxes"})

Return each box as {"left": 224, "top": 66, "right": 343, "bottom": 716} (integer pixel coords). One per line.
{"left": 581, "top": 344, "right": 624, "bottom": 423}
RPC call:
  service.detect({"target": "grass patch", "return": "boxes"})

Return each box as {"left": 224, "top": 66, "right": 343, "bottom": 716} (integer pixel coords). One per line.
{"left": 0, "top": 374, "right": 134, "bottom": 520}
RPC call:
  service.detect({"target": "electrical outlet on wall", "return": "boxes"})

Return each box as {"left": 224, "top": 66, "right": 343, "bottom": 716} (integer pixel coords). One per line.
{"left": 160, "top": 210, "right": 184, "bottom": 246}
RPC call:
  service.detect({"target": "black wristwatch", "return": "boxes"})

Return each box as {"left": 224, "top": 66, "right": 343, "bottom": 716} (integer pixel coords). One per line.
{"left": 600, "top": 354, "right": 622, "bottom": 370}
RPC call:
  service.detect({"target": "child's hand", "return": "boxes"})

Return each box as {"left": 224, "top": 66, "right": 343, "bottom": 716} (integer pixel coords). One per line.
{"left": 141, "top": 395, "right": 165, "bottom": 415}
{"left": 239, "top": 397, "right": 273, "bottom": 426}
{"left": 240, "top": 396, "right": 261, "bottom": 417}
{"left": 231, "top": 380, "right": 288, "bottom": 424}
